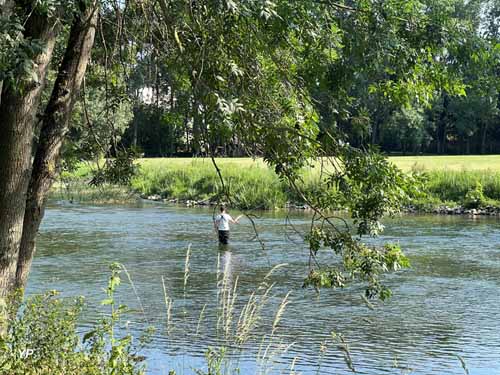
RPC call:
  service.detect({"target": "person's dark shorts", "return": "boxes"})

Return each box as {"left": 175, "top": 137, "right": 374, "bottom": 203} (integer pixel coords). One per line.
{"left": 218, "top": 230, "right": 230, "bottom": 245}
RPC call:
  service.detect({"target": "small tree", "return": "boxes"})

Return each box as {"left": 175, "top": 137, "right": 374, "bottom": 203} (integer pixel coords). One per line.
{"left": 382, "top": 106, "right": 430, "bottom": 155}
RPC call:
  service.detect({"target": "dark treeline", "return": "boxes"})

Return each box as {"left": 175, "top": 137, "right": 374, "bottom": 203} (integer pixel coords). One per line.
{"left": 121, "top": 92, "right": 500, "bottom": 157}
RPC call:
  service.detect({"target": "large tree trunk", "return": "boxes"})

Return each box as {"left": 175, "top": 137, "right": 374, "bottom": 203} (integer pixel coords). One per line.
{"left": 15, "top": 1, "right": 99, "bottom": 290}
{"left": 0, "top": 8, "right": 58, "bottom": 297}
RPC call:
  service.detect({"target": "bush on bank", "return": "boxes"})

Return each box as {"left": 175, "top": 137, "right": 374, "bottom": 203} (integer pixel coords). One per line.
{"left": 424, "top": 170, "right": 500, "bottom": 202}
{"left": 0, "top": 266, "right": 149, "bottom": 375}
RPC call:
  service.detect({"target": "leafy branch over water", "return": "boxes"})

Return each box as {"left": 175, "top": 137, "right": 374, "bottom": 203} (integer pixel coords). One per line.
{"left": 205, "top": 137, "right": 414, "bottom": 300}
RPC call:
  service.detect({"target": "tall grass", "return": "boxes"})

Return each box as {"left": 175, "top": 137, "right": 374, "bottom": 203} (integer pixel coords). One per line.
{"left": 159, "top": 251, "right": 317, "bottom": 374}
{"left": 1, "top": 254, "right": 473, "bottom": 374}
{"left": 51, "top": 179, "right": 136, "bottom": 204}
{"left": 131, "top": 160, "right": 292, "bottom": 210}
{"left": 424, "top": 170, "right": 500, "bottom": 202}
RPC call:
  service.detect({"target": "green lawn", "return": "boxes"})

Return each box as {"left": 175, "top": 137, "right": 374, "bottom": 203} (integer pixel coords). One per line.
{"left": 388, "top": 155, "right": 500, "bottom": 172}
{"left": 138, "top": 155, "right": 500, "bottom": 172}
{"left": 138, "top": 157, "right": 268, "bottom": 170}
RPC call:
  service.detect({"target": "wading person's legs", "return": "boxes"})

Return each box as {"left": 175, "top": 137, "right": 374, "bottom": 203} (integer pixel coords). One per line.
{"left": 218, "top": 230, "right": 229, "bottom": 245}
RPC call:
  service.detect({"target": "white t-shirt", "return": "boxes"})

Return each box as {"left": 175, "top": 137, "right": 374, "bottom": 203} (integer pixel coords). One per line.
{"left": 216, "top": 213, "right": 232, "bottom": 231}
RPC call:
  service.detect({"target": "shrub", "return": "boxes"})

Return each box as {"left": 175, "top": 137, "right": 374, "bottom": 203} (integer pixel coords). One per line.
{"left": 0, "top": 264, "right": 151, "bottom": 375}
{"left": 463, "top": 181, "right": 486, "bottom": 209}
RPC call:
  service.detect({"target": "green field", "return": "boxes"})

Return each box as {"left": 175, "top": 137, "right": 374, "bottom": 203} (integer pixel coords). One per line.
{"left": 139, "top": 157, "right": 267, "bottom": 168}
{"left": 388, "top": 155, "right": 500, "bottom": 172}
{"left": 137, "top": 155, "right": 500, "bottom": 172}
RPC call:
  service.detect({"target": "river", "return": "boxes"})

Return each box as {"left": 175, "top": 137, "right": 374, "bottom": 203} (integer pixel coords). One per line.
{"left": 27, "top": 202, "right": 500, "bottom": 374}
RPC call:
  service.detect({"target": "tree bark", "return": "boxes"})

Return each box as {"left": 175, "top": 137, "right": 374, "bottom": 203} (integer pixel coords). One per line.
{"left": 15, "top": 1, "right": 99, "bottom": 290}
{"left": 193, "top": 100, "right": 202, "bottom": 155}
{"left": 0, "top": 8, "right": 58, "bottom": 297}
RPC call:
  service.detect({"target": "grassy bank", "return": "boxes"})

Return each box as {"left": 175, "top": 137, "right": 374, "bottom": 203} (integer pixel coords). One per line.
{"left": 131, "top": 159, "right": 299, "bottom": 209}
{"left": 132, "top": 157, "right": 500, "bottom": 210}
{"left": 55, "top": 156, "right": 500, "bottom": 211}
{"left": 391, "top": 156, "right": 500, "bottom": 209}
{"left": 51, "top": 181, "right": 136, "bottom": 204}
{"left": 424, "top": 170, "right": 500, "bottom": 202}
{"left": 134, "top": 158, "right": 288, "bottom": 207}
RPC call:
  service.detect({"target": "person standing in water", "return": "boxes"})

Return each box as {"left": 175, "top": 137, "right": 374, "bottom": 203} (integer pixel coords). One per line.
{"left": 214, "top": 206, "right": 242, "bottom": 245}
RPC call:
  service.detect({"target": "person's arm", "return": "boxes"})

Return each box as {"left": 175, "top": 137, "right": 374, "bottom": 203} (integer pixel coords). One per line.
{"left": 230, "top": 214, "right": 243, "bottom": 224}
{"left": 213, "top": 216, "right": 220, "bottom": 231}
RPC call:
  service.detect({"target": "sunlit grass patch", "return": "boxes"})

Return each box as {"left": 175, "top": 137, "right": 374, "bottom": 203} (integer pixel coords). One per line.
{"left": 388, "top": 155, "right": 500, "bottom": 172}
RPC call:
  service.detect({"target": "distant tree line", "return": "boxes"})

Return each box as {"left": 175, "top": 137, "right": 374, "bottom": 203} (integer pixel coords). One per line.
{"left": 120, "top": 90, "right": 500, "bottom": 157}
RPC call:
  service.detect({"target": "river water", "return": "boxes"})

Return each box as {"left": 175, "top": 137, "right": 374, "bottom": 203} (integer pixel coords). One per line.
{"left": 27, "top": 202, "right": 500, "bottom": 374}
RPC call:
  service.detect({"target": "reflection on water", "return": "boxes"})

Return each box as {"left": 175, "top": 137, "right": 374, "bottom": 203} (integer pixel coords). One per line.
{"left": 219, "top": 249, "right": 234, "bottom": 286}
{"left": 27, "top": 202, "right": 500, "bottom": 374}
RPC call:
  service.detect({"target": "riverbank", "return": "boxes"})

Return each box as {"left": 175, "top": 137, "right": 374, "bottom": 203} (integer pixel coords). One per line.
{"left": 54, "top": 156, "right": 500, "bottom": 214}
